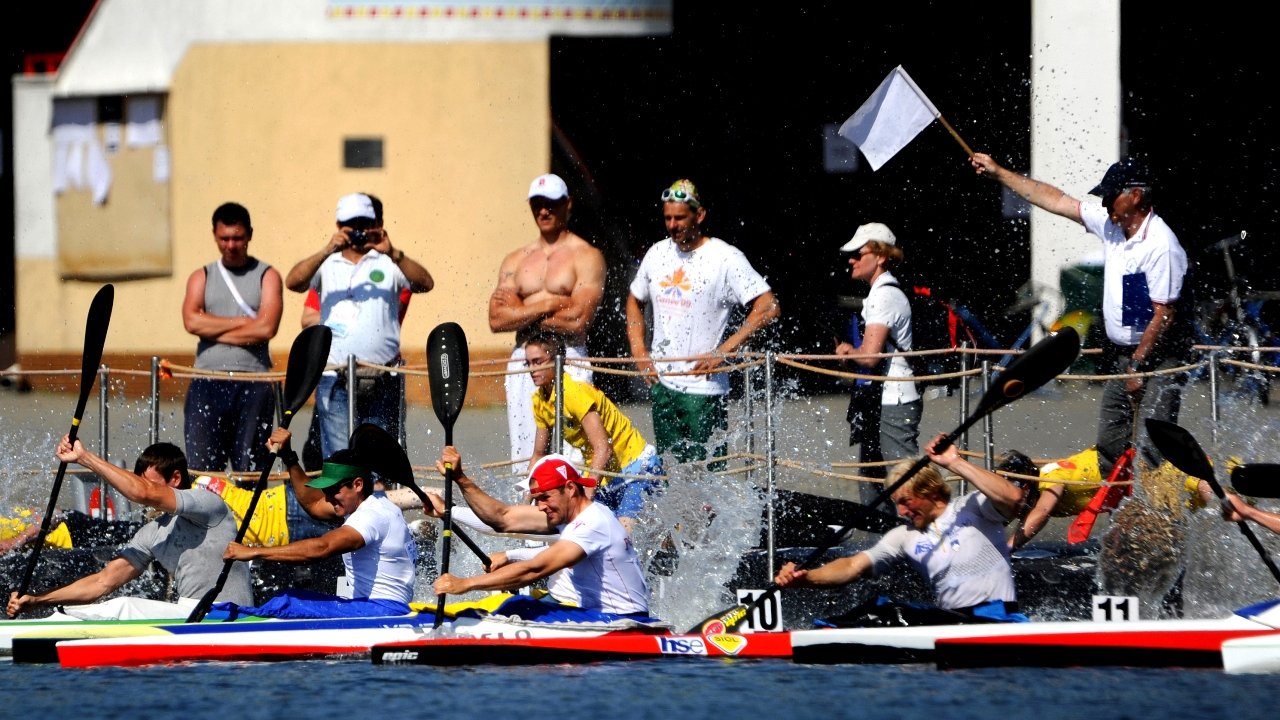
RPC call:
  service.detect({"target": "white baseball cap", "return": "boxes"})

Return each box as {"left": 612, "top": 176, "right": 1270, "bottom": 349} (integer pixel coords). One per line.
{"left": 528, "top": 173, "right": 569, "bottom": 201}
{"left": 839, "top": 222, "right": 897, "bottom": 253}
{"left": 336, "top": 193, "right": 376, "bottom": 223}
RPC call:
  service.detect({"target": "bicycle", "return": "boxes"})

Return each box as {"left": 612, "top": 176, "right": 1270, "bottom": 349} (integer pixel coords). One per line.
{"left": 1188, "top": 231, "right": 1277, "bottom": 405}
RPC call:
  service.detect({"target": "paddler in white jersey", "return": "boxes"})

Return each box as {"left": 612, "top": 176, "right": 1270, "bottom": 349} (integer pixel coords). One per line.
{"left": 426, "top": 449, "right": 651, "bottom": 617}
{"left": 774, "top": 433, "right": 1028, "bottom": 627}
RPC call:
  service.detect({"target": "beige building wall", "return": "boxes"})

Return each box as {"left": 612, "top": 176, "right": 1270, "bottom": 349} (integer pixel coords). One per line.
{"left": 19, "top": 40, "right": 550, "bottom": 402}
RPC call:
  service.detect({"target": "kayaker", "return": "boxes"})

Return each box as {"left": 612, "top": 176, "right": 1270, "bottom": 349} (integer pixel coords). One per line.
{"left": 6, "top": 438, "right": 253, "bottom": 619}
{"left": 1001, "top": 446, "right": 1204, "bottom": 550}
{"left": 773, "top": 432, "right": 1027, "bottom": 627}
{"left": 523, "top": 329, "right": 664, "bottom": 535}
{"left": 222, "top": 448, "right": 417, "bottom": 617}
{"left": 426, "top": 448, "right": 651, "bottom": 618}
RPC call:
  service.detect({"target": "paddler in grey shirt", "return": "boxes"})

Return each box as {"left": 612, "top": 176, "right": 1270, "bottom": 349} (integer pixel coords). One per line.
{"left": 6, "top": 439, "right": 252, "bottom": 618}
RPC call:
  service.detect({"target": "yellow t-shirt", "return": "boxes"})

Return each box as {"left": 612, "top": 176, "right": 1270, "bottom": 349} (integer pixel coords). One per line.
{"left": 1038, "top": 448, "right": 1105, "bottom": 516}
{"left": 531, "top": 374, "right": 649, "bottom": 475}
{"left": 1038, "top": 448, "right": 1203, "bottom": 514}
{"left": 196, "top": 475, "right": 290, "bottom": 546}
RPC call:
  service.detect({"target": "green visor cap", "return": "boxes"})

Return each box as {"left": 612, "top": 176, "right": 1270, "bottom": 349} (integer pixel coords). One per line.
{"left": 306, "top": 461, "right": 367, "bottom": 489}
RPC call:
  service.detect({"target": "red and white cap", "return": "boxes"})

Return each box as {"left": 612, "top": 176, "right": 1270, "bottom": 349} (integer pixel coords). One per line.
{"left": 527, "top": 173, "right": 569, "bottom": 201}
{"left": 518, "top": 454, "right": 596, "bottom": 493}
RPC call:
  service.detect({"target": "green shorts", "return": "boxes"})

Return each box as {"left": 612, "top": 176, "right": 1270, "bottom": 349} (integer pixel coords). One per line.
{"left": 650, "top": 383, "right": 728, "bottom": 465}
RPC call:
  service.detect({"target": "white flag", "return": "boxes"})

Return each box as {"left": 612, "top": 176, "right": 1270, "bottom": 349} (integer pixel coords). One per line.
{"left": 838, "top": 66, "right": 940, "bottom": 171}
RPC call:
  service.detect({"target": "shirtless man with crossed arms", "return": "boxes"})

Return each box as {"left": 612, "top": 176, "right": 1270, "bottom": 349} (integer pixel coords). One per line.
{"left": 490, "top": 173, "right": 606, "bottom": 475}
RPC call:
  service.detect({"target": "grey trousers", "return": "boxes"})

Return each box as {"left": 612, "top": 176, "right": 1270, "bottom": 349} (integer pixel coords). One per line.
{"left": 1097, "top": 348, "right": 1188, "bottom": 476}
{"left": 858, "top": 399, "right": 923, "bottom": 505}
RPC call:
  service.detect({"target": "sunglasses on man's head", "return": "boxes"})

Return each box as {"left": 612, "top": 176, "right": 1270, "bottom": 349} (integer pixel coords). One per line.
{"left": 661, "top": 187, "right": 700, "bottom": 207}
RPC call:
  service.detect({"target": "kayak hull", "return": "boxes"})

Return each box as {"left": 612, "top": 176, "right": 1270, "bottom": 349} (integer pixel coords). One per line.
{"left": 1221, "top": 631, "right": 1280, "bottom": 674}
{"left": 791, "top": 598, "right": 1280, "bottom": 667}
{"left": 372, "top": 631, "right": 793, "bottom": 665}
{"left": 36, "top": 614, "right": 666, "bottom": 668}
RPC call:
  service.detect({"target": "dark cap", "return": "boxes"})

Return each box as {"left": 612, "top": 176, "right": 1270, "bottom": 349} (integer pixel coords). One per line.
{"left": 1089, "top": 157, "right": 1154, "bottom": 197}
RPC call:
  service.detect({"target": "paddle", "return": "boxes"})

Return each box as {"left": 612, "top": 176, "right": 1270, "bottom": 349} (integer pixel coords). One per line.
{"left": 426, "top": 322, "right": 469, "bottom": 628}
{"left": 1145, "top": 418, "right": 1280, "bottom": 585}
{"left": 186, "top": 325, "right": 332, "bottom": 623}
{"left": 1230, "top": 464, "right": 1280, "bottom": 498}
{"left": 686, "top": 326, "right": 1081, "bottom": 635}
{"left": 15, "top": 284, "right": 114, "bottom": 599}
{"left": 349, "top": 422, "right": 490, "bottom": 570}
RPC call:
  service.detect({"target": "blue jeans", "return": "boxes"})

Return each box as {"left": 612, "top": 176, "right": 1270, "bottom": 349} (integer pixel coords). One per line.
{"left": 594, "top": 450, "right": 665, "bottom": 519}
{"left": 183, "top": 378, "right": 275, "bottom": 474}
{"left": 315, "top": 371, "right": 403, "bottom": 458}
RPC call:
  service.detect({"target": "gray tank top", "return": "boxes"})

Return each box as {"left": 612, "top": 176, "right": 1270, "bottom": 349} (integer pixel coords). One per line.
{"left": 194, "top": 258, "right": 273, "bottom": 372}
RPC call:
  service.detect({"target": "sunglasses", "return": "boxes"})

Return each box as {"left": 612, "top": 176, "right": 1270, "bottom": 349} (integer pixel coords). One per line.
{"left": 661, "top": 188, "right": 701, "bottom": 207}
{"left": 322, "top": 479, "right": 354, "bottom": 498}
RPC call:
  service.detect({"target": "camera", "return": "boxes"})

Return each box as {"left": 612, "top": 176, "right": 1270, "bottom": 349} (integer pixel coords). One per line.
{"left": 349, "top": 228, "right": 371, "bottom": 246}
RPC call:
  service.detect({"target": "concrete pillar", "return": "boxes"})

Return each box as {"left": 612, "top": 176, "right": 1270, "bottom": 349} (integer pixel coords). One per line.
{"left": 1029, "top": 0, "right": 1122, "bottom": 339}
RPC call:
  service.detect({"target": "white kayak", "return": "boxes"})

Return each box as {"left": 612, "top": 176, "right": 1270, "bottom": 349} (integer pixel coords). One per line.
{"left": 791, "top": 598, "right": 1280, "bottom": 668}
{"left": 1, "top": 597, "right": 201, "bottom": 655}
{"left": 1221, "top": 631, "right": 1280, "bottom": 674}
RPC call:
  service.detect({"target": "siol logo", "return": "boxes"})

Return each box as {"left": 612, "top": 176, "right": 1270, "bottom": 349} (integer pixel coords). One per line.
{"left": 705, "top": 634, "right": 747, "bottom": 656}
{"left": 657, "top": 636, "right": 707, "bottom": 655}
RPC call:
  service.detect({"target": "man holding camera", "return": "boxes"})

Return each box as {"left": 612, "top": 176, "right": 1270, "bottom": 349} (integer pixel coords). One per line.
{"left": 285, "top": 192, "right": 434, "bottom": 456}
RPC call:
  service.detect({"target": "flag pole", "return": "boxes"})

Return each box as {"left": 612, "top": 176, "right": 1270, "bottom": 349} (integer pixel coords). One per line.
{"left": 894, "top": 66, "right": 973, "bottom": 158}
{"left": 936, "top": 114, "right": 974, "bottom": 157}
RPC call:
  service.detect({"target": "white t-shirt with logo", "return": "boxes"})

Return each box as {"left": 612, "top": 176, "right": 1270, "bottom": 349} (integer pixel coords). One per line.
{"left": 311, "top": 251, "right": 409, "bottom": 366}
{"left": 629, "top": 237, "right": 771, "bottom": 396}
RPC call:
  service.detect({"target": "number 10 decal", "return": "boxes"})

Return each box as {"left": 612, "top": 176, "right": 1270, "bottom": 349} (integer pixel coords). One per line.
{"left": 736, "top": 589, "right": 783, "bottom": 632}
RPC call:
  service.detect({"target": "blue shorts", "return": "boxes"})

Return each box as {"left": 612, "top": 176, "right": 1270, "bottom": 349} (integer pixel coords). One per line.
{"left": 208, "top": 588, "right": 410, "bottom": 619}
{"left": 594, "top": 451, "right": 664, "bottom": 519}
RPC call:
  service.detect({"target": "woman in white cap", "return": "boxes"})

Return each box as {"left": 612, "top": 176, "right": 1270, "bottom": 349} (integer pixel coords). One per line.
{"left": 837, "top": 222, "right": 921, "bottom": 503}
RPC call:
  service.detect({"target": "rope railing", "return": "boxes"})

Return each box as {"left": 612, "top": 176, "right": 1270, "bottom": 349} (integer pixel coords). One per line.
{"left": 1, "top": 342, "right": 1255, "bottom": 522}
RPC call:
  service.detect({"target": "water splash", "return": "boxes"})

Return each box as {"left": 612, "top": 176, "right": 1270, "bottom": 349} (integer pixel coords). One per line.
{"left": 638, "top": 463, "right": 765, "bottom": 630}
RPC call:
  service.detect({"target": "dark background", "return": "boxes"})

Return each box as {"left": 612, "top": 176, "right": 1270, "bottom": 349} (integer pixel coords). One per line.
{"left": 547, "top": 3, "right": 1280, "bottom": 398}
{"left": 6, "top": 2, "right": 1279, "bottom": 398}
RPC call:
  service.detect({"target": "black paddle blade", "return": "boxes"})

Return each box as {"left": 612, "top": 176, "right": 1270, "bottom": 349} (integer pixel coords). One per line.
{"left": 1147, "top": 418, "right": 1280, "bottom": 586}
{"left": 973, "top": 326, "right": 1080, "bottom": 418}
{"left": 73, "top": 284, "right": 115, "bottom": 422}
{"left": 427, "top": 322, "right": 470, "bottom": 431}
{"left": 1231, "top": 464, "right": 1280, "bottom": 498}
{"left": 1145, "top": 418, "right": 1216, "bottom": 484}
{"left": 281, "top": 326, "right": 332, "bottom": 421}
{"left": 350, "top": 422, "right": 413, "bottom": 485}
{"left": 15, "top": 284, "right": 114, "bottom": 600}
